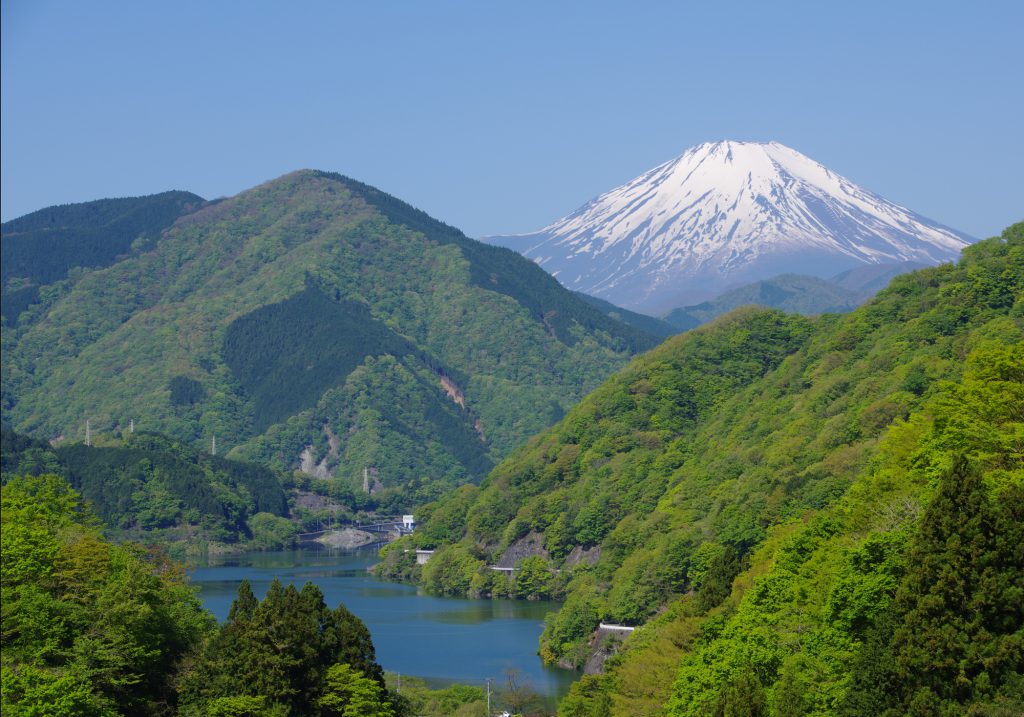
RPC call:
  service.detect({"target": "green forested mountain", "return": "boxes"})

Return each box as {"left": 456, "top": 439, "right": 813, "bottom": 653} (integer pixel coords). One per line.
{"left": 3, "top": 172, "right": 657, "bottom": 503}
{"left": 1, "top": 191, "right": 205, "bottom": 324}
{"left": 376, "top": 224, "right": 1024, "bottom": 716}
{"left": 1, "top": 428, "right": 288, "bottom": 545}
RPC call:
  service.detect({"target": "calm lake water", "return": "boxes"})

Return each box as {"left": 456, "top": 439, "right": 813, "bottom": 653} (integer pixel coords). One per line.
{"left": 189, "top": 546, "right": 578, "bottom": 698}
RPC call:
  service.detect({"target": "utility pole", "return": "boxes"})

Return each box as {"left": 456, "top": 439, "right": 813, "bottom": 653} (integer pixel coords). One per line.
{"left": 85, "top": 420, "right": 91, "bottom": 447}
{"left": 363, "top": 466, "right": 369, "bottom": 493}
{"left": 129, "top": 418, "right": 134, "bottom": 434}
{"left": 211, "top": 434, "right": 216, "bottom": 456}
{"left": 485, "top": 677, "right": 492, "bottom": 716}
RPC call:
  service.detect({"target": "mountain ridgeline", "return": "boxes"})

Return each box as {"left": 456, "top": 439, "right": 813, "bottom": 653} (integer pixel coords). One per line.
{"left": 377, "top": 224, "right": 1024, "bottom": 716}
{"left": 331, "top": 172, "right": 658, "bottom": 353}
{"left": 662, "top": 263, "right": 928, "bottom": 331}
{"left": 2, "top": 171, "right": 659, "bottom": 505}
{"left": 1, "top": 191, "right": 205, "bottom": 323}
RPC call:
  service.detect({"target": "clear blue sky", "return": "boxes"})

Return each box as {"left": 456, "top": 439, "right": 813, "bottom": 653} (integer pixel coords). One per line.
{"left": 2, "top": 0, "right": 1021, "bottom": 238}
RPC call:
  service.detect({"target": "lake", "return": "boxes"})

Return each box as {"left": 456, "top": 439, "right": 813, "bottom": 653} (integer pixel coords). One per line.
{"left": 189, "top": 546, "right": 578, "bottom": 699}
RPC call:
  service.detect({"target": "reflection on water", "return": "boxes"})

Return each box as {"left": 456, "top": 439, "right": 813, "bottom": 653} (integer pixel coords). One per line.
{"left": 189, "top": 547, "right": 577, "bottom": 698}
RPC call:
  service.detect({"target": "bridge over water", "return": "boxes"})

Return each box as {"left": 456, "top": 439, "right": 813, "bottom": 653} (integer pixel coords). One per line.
{"left": 297, "top": 516, "right": 414, "bottom": 541}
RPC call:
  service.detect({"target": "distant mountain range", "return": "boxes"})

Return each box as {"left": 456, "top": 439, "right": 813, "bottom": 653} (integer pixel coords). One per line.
{"left": 664, "top": 261, "right": 926, "bottom": 331}
{"left": 485, "top": 141, "right": 973, "bottom": 312}
{"left": 1, "top": 173, "right": 658, "bottom": 504}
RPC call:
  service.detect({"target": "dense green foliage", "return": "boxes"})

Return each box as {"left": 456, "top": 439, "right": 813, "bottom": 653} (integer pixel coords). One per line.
{"left": 222, "top": 284, "right": 491, "bottom": 487}
{"left": 1, "top": 428, "right": 288, "bottom": 544}
{"left": 385, "top": 675, "right": 486, "bottom": 717}
{"left": 328, "top": 172, "right": 659, "bottom": 353}
{"left": 1, "top": 285, "right": 41, "bottom": 325}
{"left": 379, "top": 224, "right": 1023, "bottom": 714}
{"left": 180, "top": 579, "right": 394, "bottom": 716}
{"left": 1, "top": 476, "right": 405, "bottom": 716}
{"left": 1, "top": 474, "right": 213, "bottom": 715}
{"left": 168, "top": 375, "right": 206, "bottom": 407}
{"left": 3, "top": 172, "right": 652, "bottom": 504}
{"left": 224, "top": 285, "right": 417, "bottom": 430}
{"left": 838, "top": 459, "right": 1023, "bottom": 716}
{"left": 655, "top": 343, "right": 1024, "bottom": 717}
{"left": 1, "top": 191, "right": 204, "bottom": 323}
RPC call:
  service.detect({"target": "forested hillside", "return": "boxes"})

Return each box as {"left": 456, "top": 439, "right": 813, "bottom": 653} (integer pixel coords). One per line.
{"left": 3, "top": 172, "right": 657, "bottom": 503}
{"left": 0, "top": 428, "right": 289, "bottom": 547}
{"left": 377, "top": 224, "right": 1024, "bottom": 715}
{"left": 1, "top": 191, "right": 205, "bottom": 324}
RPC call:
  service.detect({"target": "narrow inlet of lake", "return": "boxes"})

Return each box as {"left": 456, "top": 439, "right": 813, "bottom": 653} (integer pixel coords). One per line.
{"left": 189, "top": 546, "right": 578, "bottom": 699}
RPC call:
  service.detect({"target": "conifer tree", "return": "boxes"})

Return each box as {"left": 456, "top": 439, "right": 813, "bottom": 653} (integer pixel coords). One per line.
{"left": 888, "top": 458, "right": 1024, "bottom": 714}
{"left": 180, "top": 578, "right": 391, "bottom": 716}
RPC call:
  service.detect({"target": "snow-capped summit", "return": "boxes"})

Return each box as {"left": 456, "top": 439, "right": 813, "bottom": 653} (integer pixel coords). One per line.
{"left": 484, "top": 141, "right": 974, "bottom": 313}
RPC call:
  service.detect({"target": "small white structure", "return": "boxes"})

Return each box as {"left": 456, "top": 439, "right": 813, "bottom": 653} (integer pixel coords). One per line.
{"left": 598, "top": 623, "right": 636, "bottom": 632}
{"left": 402, "top": 515, "right": 415, "bottom": 531}
{"left": 489, "top": 566, "right": 517, "bottom": 574}
{"left": 415, "top": 549, "right": 435, "bottom": 565}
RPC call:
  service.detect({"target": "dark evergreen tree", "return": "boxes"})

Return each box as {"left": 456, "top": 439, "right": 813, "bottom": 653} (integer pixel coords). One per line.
{"left": 711, "top": 671, "right": 767, "bottom": 717}
{"left": 837, "top": 607, "right": 900, "bottom": 716}
{"left": 843, "top": 458, "right": 1024, "bottom": 716}
{"left": 181, "top": 579, "right": 390, "bottom": 716}
{"left": 227, "top": 579, "right": 258, "bottom": 622}
{"left": 694, "top": 545, "right": 742, "bottom": 613}
{"left": 888, "top": 458, "right": 1024, "bottom": 713}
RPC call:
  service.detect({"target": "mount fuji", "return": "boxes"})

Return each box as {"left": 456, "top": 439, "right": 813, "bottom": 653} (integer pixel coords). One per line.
{"left": 484, "top": 141, "right": 974, "bottom": 313}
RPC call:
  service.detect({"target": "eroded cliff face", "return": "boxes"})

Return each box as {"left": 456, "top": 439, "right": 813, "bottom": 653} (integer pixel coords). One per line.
{"left": 496, "top": 531, "right": 550, "bottom": 569}
{"left": 440, "top": 374, "right": 466, "bottom": 408}
{"left": 581, "top": 627, "right": 629, "bottom": 674}
{"left": 299, "top": 424, "right": 343, "bottom": 479}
